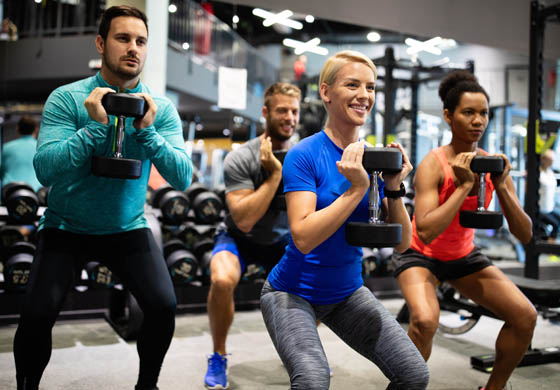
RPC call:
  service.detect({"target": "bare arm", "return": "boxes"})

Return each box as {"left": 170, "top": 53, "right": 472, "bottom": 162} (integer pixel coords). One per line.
{"left": 288, "top": 141, "right": 369, "bottom": 254}
{"left": 227, "top": 136, "right": 283, "bottom": 233}
{"left": 226, "top": 171, "right": 282, "bottom": 233}
{"left": 492, "top": 154, "right": 532, "bottom": 244}
{"left": 414, "top": 152, "right": 475, "bottom": 244}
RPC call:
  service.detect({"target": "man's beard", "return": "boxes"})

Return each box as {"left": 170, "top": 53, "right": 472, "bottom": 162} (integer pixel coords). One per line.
{"left": 267, "top": 121, "right": 293, "bottom": 142}
{"left": 103, "top": 52, "right": 142, "bottom": 81}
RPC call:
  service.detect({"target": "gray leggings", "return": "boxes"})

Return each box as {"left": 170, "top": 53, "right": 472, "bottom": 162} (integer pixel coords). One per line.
{"left": 261, "top": 281, "right": 429, "bottom": 390}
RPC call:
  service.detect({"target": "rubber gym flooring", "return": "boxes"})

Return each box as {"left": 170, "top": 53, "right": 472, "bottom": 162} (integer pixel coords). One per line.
{"left": 0, "top": 291, "right": 559, "bottom": 390}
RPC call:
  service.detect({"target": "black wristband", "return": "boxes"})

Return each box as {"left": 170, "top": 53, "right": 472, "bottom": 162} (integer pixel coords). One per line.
{"left": 384, "top": 182, "right": 406, "bottom": 199}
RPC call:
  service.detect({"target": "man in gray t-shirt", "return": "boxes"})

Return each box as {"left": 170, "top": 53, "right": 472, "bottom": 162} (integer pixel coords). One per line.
{"left": 204, "top": 83, "right": 301, "bottom": 389}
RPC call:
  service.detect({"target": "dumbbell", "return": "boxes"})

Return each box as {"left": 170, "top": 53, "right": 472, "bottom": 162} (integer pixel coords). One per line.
{"left": 193, "top": 237, "right": 215, "bottom": 285}
{"left": 459, "top": 156, "right": 504, "bottom": 229}
{"left": 270, "top": 150, "right": 288, "bottom": 210}
{"left": 2, "top": 241, "right": 35, "bottom": 292}
{"left": 361, "top": 247, "right": 393, "bottom": 278}
{"left": 346, "top": 147, "right": 403, "bottom": 248}
{"left": 175, "top": 222, "right": 216, "bottom": 251}
{"left": 151, "top": 185, "right": 190, "bottom": 225}
{"left": 163, "top": 239, "right": 199, "bottom": 285}
{"left": 2, "top": 182, "right": 40, "bottom": 224}
{"left": 185, "top": 183, "right": 224, "bottom": 224}
{"left": 0, "top": 225, "right": 25, "bottom": 250}
{"left": 240, "top": 263, "right": 267, "bottom": 284}
{"left": 85, "top": 261, "right": 117, "bottom": 289}
{"left": 36, "top": 186, "right": 50, "bottom": 207}
{"left": 91, "top": 93, "right": 147, "bottom": 180}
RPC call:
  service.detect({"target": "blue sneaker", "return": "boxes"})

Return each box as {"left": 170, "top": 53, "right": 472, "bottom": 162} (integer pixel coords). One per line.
{"left": 204, "top": 352, "right": 229, "bottom": 389}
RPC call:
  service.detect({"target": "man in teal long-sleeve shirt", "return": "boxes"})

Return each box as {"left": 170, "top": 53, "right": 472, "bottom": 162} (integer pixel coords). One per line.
{"left": 13, "top": 6, "right": 192, "bottom": 390}
{"left": 0, "top": 115, "right": 42, "bottom": 191}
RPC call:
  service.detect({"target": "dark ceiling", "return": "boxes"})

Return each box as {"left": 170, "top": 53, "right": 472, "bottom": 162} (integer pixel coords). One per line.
{"left": 193, "top": 0, "right": 407, "bottom": 47}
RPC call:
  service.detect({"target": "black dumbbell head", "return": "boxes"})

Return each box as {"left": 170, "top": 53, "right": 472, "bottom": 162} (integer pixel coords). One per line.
{"left": 101, "top": 93, "right": 147, "bottom": 118}
{"left": 470, "top": 156, "right": 504, "bottom": 174}
{"left": 91, "top": 155, "right": 142, "bottom": 179}
{"left": 152, "top": 187, "right": 190, "bottom": 225}
{"left": 192, "top": 191, "right": 224, "bottom": 224}
{"left": 362, "top": 147, "right": 402, "bottom": 173}
{"left": 184, "top": 182, "right": 210, "bottom": 203}
{"left": 0, "top": 226, "right": 25, "bottom": 250}
{"left": 346, "top": 222, "right": 402, "bottom": 248}
{"left": 459, "top": 210, "right": 503, "bottom": 229}
{"left": 2, "top": 182, "right": 39, "bottom": 224}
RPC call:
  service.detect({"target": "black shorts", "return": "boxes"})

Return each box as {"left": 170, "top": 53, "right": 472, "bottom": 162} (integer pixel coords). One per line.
{"left": 392, "top": 247, "right": 492, "bottom": 282}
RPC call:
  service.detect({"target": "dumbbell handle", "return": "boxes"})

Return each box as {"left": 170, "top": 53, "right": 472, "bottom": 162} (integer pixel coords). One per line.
{"left": 369, "top": 171, "right": 381, "bottom": 223}
{"left": 114, "top": 115, "right": 126, "bottom": 158}
{"left": 477, "top": 172, "right": 486, "bottom": 211}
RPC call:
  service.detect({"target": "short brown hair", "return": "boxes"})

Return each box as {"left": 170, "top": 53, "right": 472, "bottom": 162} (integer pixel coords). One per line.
{"left": 264, "top": 83, "right": 301, "bottom": 110}
{"left": 98, "top": 5, "right": 148, "bottom": 40}
{"left": 17, "top": 115, "right": 37, "bottom": 135}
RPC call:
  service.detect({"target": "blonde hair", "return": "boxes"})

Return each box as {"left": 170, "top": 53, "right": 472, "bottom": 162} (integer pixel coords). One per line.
{"left": 319, "top": 50, "right": 377, "bottom": 88}
{"left": 264, "top": 82, "right": 301, "bottom": 110}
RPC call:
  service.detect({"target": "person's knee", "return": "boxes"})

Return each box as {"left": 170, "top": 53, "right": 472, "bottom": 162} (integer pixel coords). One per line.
{"left": 210, "top": 269, "right": 239, "bottom": 293}
{"left": 510, "top": 303, "right": 537, "bottom": 335}
{"left": 390, "top": 361, "right": 430, "bottom": 390}
{"left": 409, "top": 312, "right": 438, "bottom": 340}
{"left": 291, "top": 367, "right": 330, "bottom": 390}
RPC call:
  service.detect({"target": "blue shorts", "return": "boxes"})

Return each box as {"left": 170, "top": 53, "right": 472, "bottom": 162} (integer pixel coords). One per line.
{"left": 211, "top": 229, "right": 288, "bottom": 273}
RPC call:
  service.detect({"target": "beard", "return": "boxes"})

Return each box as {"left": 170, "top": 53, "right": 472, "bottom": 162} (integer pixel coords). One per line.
{"left": 267, "top": 120, "right": 293, "bottom": 142}
{"left": 103, "top": 51, "right": 142, "bottom": 81}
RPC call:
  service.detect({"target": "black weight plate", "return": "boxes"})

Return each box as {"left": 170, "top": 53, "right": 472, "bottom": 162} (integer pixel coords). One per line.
{"left": 192, "top": 237, "right": 215, "bottom": 261}
{"left": 459, "top": 210, "right": 503, "bottom": 229}
{"left": 5, "top": 189, "right": 39, "bottom": 223}
{"left": 159, "top": 191, "right": 190, "bottom": 225}
{"left": 85, "top": 261, "right": 116, "bottom": 288}
{"left": 167, "top": 249, "right": 198, "bottom": 284}
{"left": 362, "top": 147, "right": 402, "bottom": 173}
{"left": 185, "top": 182, "right": 210, "bottom": 203}
{"left": 91, "top": 155, "right": 142, "bottom": 179}
{"left": 192, "top": 191, "right": 223, "bottom": 224}
{"left": 101, "top": 93, "right": 147, "bottom": 118}
{"left": 4, "top": 252, "right": 33, "bottom": 292}
{"left": 346, "top": 222, "right": 402, "bottom": 248}
{"left": 0, "top": 226, "right": 25, "bottom": 250}
{"left": 37, "top": 186, "right": 50, "bottom": 207}
{"left": 2, "top": 182, "right": 35, "bottom": 203}
{"left": 470, "top": 156, "right": 504, "bottom": 174}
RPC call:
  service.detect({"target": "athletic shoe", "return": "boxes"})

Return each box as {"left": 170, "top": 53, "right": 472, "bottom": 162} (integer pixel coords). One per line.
{"left": 204, "top": 352, "right": 229, "bottom": 389}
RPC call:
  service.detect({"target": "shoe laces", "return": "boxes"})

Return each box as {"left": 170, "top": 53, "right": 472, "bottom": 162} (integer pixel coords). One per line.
{"left": 207, "top": 353, "right": 229, "bottom": 374}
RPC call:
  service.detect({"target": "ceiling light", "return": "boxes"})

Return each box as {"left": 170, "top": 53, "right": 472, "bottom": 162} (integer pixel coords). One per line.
{"left": 283, "top": 38, "right": 328, "bottom": 56}
{"left": 367, "top": 31, "right": 381, "bottom": 42}
{"left": 252, "top": 8, "right": 303, "bottom": 30}
{"left": 168, "top": 4, "right": 177, "bottom": 13}
{"left": 405, "top": 36, "right": 442, "bottom": 55}
{"left": 232, "top": 15, "right": 239, "bottom": 24}
{"left": 305, "top": 15, "right": 315, "bottom": 23}
{"left": 182, "top": 42, "right": 190, "bottom": 50}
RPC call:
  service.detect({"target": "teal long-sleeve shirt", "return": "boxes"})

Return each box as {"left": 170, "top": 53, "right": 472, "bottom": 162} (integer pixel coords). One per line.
{"left": 34, "top": 72, "right": 192, "bottom": 234}
{"left": 0, "top": 135, "right": 42, "bottom": 191}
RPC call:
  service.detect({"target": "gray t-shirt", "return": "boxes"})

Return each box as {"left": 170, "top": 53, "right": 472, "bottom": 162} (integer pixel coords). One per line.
{"left": 221, "top": 137, "right": 289, "bottom": 245}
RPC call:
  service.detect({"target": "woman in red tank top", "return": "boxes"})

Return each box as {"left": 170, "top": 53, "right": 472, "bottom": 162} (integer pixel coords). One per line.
{"left": 394, "top": 71, "right": 536, "bottom": 390}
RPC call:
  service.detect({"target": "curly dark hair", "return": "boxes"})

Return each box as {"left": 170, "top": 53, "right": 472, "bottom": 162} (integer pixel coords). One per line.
{"left": 438, "top": 71, "right": 489, "bottom": 113}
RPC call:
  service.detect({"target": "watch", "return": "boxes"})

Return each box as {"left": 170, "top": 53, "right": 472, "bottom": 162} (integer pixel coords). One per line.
{"left": 385, "top": 183, "right": 406, "bottom": 199}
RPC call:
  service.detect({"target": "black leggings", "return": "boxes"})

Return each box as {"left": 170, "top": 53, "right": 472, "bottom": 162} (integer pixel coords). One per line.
{"left": 13, "top": 228, "right": 176, "bottom": 389}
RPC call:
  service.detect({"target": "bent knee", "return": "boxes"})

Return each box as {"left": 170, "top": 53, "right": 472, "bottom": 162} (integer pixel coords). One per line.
{"left": 210, "top": 273, "right": 239, "bottom": 291}
{"left": 409, "top": 314, "right": 439, "bottom": 338}
{"left": 509, "top": 303, "right": 537, "bottom": 333}
{"left": 391, "top": 361, "right": 430, "bottom": 390}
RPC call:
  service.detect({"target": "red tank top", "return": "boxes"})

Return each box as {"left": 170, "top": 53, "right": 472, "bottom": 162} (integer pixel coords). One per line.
{"left": 410, "top": 147, "right": 494, "bottom": 261}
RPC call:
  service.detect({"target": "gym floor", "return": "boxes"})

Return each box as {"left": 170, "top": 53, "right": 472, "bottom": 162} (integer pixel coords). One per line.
{"left": 0, "top": 292, "right": 559, "bottom": 390}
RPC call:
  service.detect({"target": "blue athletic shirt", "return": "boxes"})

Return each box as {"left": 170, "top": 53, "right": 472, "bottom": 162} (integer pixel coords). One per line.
{"left": 267, "top": 130, "right": 385, "bottom": 304}
{"left": 34, "top": 72, "right": 192, "bottom": 234}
